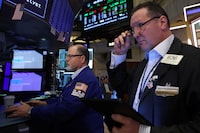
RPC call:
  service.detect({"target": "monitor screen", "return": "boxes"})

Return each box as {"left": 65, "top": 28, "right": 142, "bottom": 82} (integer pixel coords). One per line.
{"left": 12, "top": 49, "right": 47, "bottom": 70}
{"left": 56, "top": 70, "right": 74, "bottom": 89}
{"left": 0, "top": 63, "right": 3, "bottom": 92}
{"left": 58, "top": 47, "right": 93, "bottom": 69}
{"left": 88, "top": 48, "right": 93, "bottom": 69}
{"left": 58, "top": 49, "right": 67, "bottom": 69}
{"left": 9, "top": 71, "right": 45, "bottom": 92}
{"left": 2, "top": 62, "right": 12, "bottom": 91}
{"left": 0, "top": 0, "right": 2, "bottom": 10}
{"left": 83, "top": 0, "right": 131, "bottom": 31}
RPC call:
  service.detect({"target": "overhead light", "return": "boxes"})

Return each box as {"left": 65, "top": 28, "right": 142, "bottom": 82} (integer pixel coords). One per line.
{"left": 70, "top": 35, "right": 79, "bottom": 42}
{"left": 73, "top": 39, "right": 86, "bottom": 43}
{"left": 170, "top": 24, "right": 187, "bottom": 30}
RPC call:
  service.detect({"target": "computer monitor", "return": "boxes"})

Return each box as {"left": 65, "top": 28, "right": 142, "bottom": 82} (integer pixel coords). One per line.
{"left": 0, "top": 63, "right": 4, "bottom": 93}
{"left": 56, "top": 70, "right": 74, "bottom": 89}
{"left": 12, "top": 49, "right": 47, "bottom": 70}
{"left": 2, "top": 62, "right": 12, "bottom": 92}
{"left": 0, "top": 0, "right": 2, "bottom": 10}
{"left": 82, "top": 0, "right": 132, "bottom": 40}
{"left": 83, "top": 0, "right": 130, "bottom": 31}
{"left": 58, "top": 48, "right": 93, "bottom": 69}
{"left": 88, "top": 48, "right": 93, "bottom": 69}
{"left": 58, "top": 49, "right": 67, "bottom": 69}
{"left": 9, "top": 71, "right": 46, "bottom": 92}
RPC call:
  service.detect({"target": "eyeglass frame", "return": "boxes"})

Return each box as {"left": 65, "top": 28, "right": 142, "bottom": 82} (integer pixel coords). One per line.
{"left": 66, "top": 54, "right": 83, "bottom": 58}
{"left": 130, "top": 16, "right": 161, "bottom": 35}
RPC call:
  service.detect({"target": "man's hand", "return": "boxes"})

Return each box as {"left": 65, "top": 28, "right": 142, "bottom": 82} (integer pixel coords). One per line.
{"left": 111, "top": 114, "right": 140, "bottom": 133}
{"left": 4, "top": 101, "right": 32, "bottom": 118}
{"left": 113, "top": 30, "right": 132, "bottom": 55}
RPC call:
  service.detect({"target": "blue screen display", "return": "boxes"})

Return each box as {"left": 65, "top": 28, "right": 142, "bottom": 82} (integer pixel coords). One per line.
{"left": 9, "top": 71, "right": 45, "bottom": 92}
{"left": 12, "top": 50, "right": 47, "bottom": 70}
{"left": 0, "top": 0, "right": 2, "bottom": 10}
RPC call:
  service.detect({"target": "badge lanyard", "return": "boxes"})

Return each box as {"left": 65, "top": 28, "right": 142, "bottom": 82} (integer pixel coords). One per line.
{"left": 139, "top": 58, "right": 162, "bottom": 99}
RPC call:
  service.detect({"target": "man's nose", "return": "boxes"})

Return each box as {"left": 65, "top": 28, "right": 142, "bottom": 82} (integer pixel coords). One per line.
{"left": 133, "top": 28, "right": 141, "bottom": 38}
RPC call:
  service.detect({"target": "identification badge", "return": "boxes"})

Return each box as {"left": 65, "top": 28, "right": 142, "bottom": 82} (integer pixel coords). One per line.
{"left": 161, "top": 54, "right": 183, "bottom": 65}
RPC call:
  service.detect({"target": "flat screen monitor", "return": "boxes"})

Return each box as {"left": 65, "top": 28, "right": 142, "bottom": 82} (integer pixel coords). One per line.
{"left": 58, "top": 47, "right": 93, "bottom": 69}
{"left": 12, "top": 49, "right": 47, "bottom": 70}
{"left": 9, "top": 71, "right": 45, "bottom": 92}
{"left": 0, "top": 0, "right": 2, "bottom": 10}
{"left": 88, "top": 48, "right": 93, "bottom": 69}
{"left": 81, "top": 0, "right": 132, "bottom": 40}
{"left": 82, "top": 0, "right": 132, "bottom": 32}
{"left": 58, "top": 49, "right": 67, "bottom": 69}
{"left": 0, "top": 63, "right": 3, "bottom": 92}
{"left": 56, "top": 70, "right": 74, "bottom": 89}
{"left": 2, "top": 62, "right": 12, "bottom": 92}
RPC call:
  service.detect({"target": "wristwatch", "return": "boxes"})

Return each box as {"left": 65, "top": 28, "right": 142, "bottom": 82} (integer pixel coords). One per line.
{"left": 28, "top": 107, "right": 33, "bottom": 115}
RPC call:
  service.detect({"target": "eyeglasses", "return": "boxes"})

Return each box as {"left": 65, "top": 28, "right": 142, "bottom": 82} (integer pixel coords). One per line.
{"left": 66, "top": 54, "right": 82, "bottom": 58}
{"left": 130, "top": 16, "right": 161, "bottom": 35}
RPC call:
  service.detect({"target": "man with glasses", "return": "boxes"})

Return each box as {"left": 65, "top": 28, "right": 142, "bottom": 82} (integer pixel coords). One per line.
{"left": 5, "top": 44, "right": 104, "bottom": 133}
{"left": 107, "top": 1, "right": 200, "bottom": 133}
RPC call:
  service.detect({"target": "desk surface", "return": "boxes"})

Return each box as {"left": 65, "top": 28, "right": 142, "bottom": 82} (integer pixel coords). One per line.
{"left": 0, "top": 104, "right": 30, "bottom": 128}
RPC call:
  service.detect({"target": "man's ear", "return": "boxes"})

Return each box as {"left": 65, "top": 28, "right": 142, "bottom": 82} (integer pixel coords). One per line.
{"left": 80, "top": 55, "right": 86, "bottom": 63}
{"left": 159, "top": 15, "right": 168, "bottom": 30}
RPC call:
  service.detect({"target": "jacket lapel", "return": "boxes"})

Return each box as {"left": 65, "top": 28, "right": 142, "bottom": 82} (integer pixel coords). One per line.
{"left": 129, "top": 59, "right": 148, "bottom": 105}
{"left": 139, "top": 37, "right": 183, "bottom": 101}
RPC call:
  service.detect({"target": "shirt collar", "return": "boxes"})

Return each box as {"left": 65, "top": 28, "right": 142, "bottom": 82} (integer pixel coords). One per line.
{"left": 71, "top": 65, "right": 88, "bottom": 79}
{"left": 146, "top": 34, "right": 174, "bottom": 60}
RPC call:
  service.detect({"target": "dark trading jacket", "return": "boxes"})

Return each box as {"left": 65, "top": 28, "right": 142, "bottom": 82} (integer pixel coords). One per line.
{"left": 107, "top": 37, "right": 200, "bottom": 133}
{"left": 30, "top": 66, "right": 104, "bottom": 133}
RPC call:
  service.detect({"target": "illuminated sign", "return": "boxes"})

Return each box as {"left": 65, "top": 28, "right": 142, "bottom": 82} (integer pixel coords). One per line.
{"left": 83, "top": 0, "right": 129, "bottom": 31}
{"left": 6, "top": 0, "right": 48, "bottom": 19}
{"left": 183, "top": 3, "right": 200, "bottom": 21}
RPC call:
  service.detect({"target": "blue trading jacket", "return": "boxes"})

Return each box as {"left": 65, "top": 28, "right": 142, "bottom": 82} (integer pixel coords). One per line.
{"left": 30, "top": 66, "right": 104, "bottom": 133}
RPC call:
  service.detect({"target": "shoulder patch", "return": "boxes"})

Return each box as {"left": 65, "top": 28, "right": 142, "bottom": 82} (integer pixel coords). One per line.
{"left": 74, "top": 82, "right": 88, "bottom": 92}
{"left": 71, "top": 82, "right": 88, "bottom": 98}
